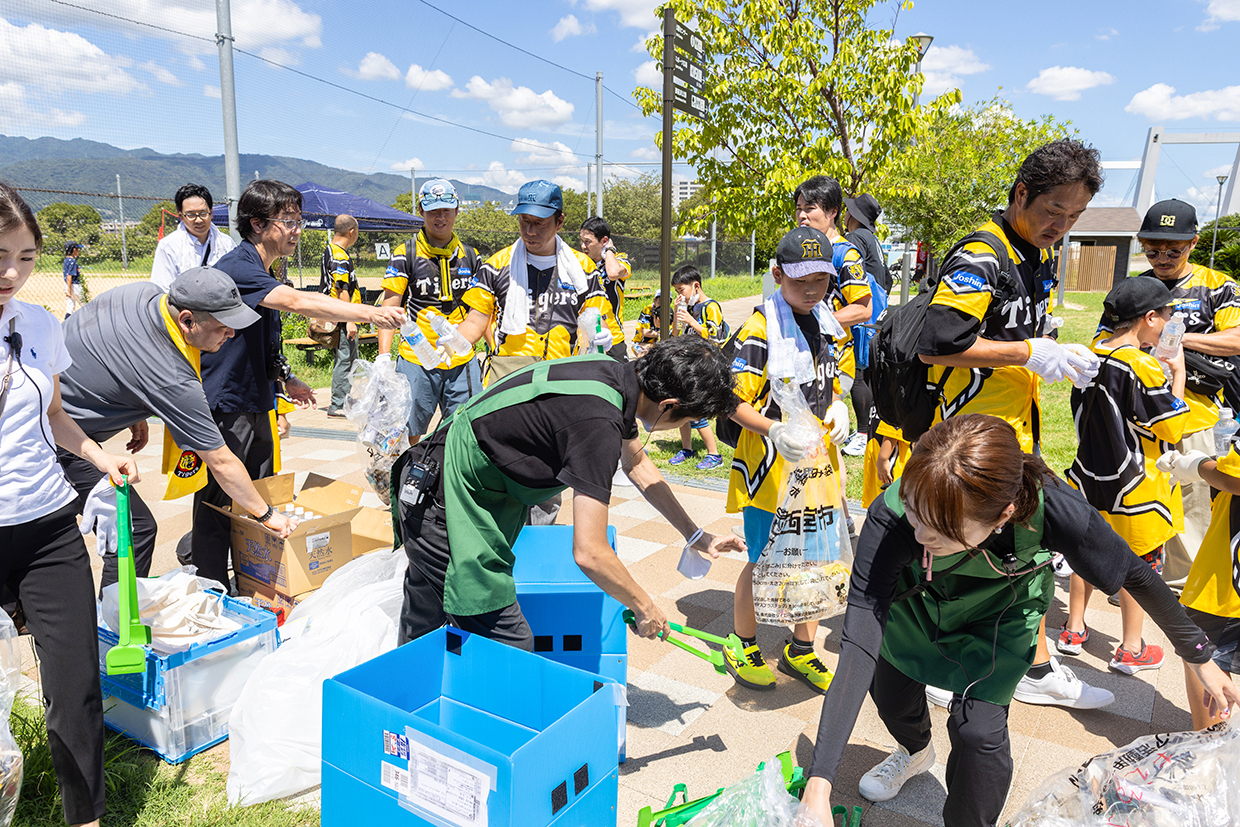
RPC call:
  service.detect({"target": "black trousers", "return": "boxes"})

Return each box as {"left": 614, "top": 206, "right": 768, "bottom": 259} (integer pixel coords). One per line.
{"left": 850, "top": 367, "right": 873, "bottom": 437}
{"left": 2, "top": 504, "right": 106, "bottom": 824}
{"left": 56, "top": 447, "right": 156, "bottom": 590}
{"left": 189, "top": 411, "right": 273, "bottom": 588}
{"left": 395, "top": 435, "right": 533, "bottom": 651}
{"left": 871, "top": 654, "right": 1013, "bottom": 827}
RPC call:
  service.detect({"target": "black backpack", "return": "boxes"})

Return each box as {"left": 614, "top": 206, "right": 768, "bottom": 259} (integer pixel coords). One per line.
{"left": 869, "top": 230, "right": 1016, "bottom": 443}
{"left": 715, "top": 325, "right": 745, "bottom": 449}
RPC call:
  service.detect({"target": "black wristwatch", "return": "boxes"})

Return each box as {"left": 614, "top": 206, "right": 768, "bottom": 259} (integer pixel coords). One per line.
{"left": 256, "top": 504, "right": 275, "bottom": 523}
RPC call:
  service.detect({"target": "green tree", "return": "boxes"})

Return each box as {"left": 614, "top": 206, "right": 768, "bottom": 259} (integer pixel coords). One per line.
{"left": 635, "top": 0, "right": 960, "bottom": 238}
{"left": 391, "top": 191, "right": 415, "bottom": 214}
{"left": 878, "top": 98, "right": 1073, "bottom": 259}
{"left": 602, "top": 174, "right": 661, "bottom": 239}
{"left": 454, "top": 202, "right": 519, "bottom": 233}
{"left": 560, "top": 187, "right": 588, "bottom": 232}
{"left": 1191, "top": 213, "right": 1240, "bottom": 278}
{"left": 37, "top": 202, "right": 102, "bottom": 244}
{"left": 135, "top": 201, "right": 176, "bottom": 237}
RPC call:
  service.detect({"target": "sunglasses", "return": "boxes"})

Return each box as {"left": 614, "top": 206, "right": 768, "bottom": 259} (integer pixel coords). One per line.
{"left": 421, "top": 195, "right": 457, "bottom": 209}
{"left": 1144, "top": 246, "right": 1190, "bottom": 261}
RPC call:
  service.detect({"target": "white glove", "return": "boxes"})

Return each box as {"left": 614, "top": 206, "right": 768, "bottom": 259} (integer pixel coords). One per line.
{"left": 1024, "top": 338, "right": 1097, "bottom": 384}
{"left": 79, "top": 476, "right": 119, "bottom": 555}
{"left": 823, "top": 399, "right": 850, "bottom": 445}
{"left": 374, "top": 352, "right": 392, "bottom": 365}
{"left": 1156, "top": 449, "right": 1211, "bottom": 484}
{"left": 592, "top": 323, "right": 614, "bottom": 350}
{"left": 1062, "top": 343, "right": 1100, "bottom": 388}
{"left": 769, "top": 421, "right": 810, "bottom": 463}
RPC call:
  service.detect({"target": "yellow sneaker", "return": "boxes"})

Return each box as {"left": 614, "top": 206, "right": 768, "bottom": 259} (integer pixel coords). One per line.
{"left": 723, "top": 642, "right": 776, "bottom": 690}
{"left": 779, "top": 644, "right": 834, "bottom": 693}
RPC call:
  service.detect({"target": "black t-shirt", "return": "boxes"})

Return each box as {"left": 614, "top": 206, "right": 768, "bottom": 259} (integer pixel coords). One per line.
{"left": 469, "top": 357, "right": 641, "bottom": 504}
{"left": 200, "top": 240, "right": 282, "bottom": 414}
{"left": 847, "top": 226, "right": 890, "bottom": 294}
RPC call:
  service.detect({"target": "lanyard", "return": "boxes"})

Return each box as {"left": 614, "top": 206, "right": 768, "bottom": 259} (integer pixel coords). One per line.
{"left": 0, "top": 318, "right": 16, "bottom": 424}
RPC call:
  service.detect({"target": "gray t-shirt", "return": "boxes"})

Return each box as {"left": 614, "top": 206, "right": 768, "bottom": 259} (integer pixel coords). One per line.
{"left": 59, "top": 282, "right": 226, "bottom": 452}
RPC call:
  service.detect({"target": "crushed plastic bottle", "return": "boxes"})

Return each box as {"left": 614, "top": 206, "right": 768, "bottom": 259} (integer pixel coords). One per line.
{"left": 400, "top": 320, "right": 443, "bottom": 367}
{"left": 578, "top": 307, "right": 605, "bottom": 354}
{"left": 429, "top": 315, "right": 472, "bottom": 359}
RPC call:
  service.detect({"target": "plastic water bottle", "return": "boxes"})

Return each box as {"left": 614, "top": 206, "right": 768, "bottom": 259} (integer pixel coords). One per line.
{"left": 401, "top": 320, "right": 443, "bottom": 367}
{"left": 1215, "top": 407, "right": 1239, "bottom": 456}
{"left": 1155, "top": 312, "right": 1186, "bottom": 377}
{"left": 429, "top": 315, "right": 472, "bottom": 358}
{"left": 578, "top": 307, "right": 605, "bottom": 354}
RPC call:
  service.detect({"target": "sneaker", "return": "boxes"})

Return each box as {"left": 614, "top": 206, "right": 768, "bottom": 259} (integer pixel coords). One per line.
{"left": 1110, "top": 641, "right": 1164, "bottom": 675}
{"left": 1056, "top": 624, "right": 1089, "bottom": 656}
{"left": 925, "top": 685, "right": 953, "bottom": 708}
{"left": 669, "top": 448, "right": 696, "bottom": 465}
{"left": 858, "top": 741, "right": 936, "bottom": 802}
{"left": 325, "top": 408, "right": 346, "bottom": 418}
{"left": 696, "top": 453, "right": 724, "bottom": 471}
{"left": 1052, "top": 552, "right": 1074, "bottom": 578}
{"left": 842, "top": 430, "right": 867, "bottom": 457}
{"left": 1013, "top": 658, "right": 1114, "bottom": 709}
{"left": 723, "top": 642, "right": 776, "bottom": 690}
{"left": 779, "top": 644, "right": 834, "bottom": 693}
{"left": 1107, "top": 592, "right": 1121, "bottom": 607}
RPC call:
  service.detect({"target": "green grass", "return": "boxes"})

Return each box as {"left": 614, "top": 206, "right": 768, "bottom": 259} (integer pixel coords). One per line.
{"left": 10, "top": 697, "right": 318, "bottom": 827}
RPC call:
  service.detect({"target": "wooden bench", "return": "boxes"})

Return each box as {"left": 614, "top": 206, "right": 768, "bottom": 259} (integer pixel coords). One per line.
{"left": 626, "top": 285, "right": 654, "bottom": 301}
{"left": 285, "top": 331, "right": 378, "bottom": 364}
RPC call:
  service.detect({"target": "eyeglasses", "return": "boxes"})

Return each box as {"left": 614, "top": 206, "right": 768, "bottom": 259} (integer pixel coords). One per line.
{"left": 1144, "top": 246, "right": 1190, "bottom": 260}
{"left": 269, "top": 218, "right": 305, "bottom": 230}
{"left": 181, "top": 211, "right": 211, "bottom": 221}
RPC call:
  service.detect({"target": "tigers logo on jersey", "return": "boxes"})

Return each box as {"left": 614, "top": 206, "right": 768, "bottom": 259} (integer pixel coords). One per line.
{"left": 174, "top": 450, "right": 203, "bottom": 479}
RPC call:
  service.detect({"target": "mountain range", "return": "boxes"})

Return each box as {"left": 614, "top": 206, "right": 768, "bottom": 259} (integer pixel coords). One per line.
{"left": 0, "top": 134, "right": 510, "bottom": 218}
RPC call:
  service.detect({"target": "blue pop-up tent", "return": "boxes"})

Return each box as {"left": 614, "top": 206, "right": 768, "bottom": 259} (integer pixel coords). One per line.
{"left": 213, "top": 181, "right": 423, "bottom": 232}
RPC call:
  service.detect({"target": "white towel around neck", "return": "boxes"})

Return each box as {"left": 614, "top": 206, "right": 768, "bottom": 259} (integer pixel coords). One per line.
{"left": 502, "top": 236, "right": 590, "bottom": 335}
{"left": 763, "top": 290, "right": 844, "bottom": 384}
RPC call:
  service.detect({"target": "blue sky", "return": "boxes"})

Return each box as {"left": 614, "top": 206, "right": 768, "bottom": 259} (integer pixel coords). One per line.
{"left": 1, "top": 0, "right": 1238, "bottom": 215}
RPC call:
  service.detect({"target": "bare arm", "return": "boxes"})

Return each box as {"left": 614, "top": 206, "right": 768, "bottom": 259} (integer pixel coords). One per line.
{"left": 918, "top": 336, "right": 1030, "bottom": 368}
{"left": 378, "top": 290, "right": 403, "bottom": 354}
{"left": 832, "top": 295, "right": 872, "bottom": 327}
{"left": 601, "top": 248, "right": 626, "bottom": 281}
{"left": 261, "top": 284, "right": 404, "bottom": 328}
{"left": 1182, "top": 326, "right": 1240, "bottom": 358}
{"left": 456, "top": 308, "right": 492, "bottom": 347}
{"left": 46, "top": 375, "right": 140, "bottom": 484}
{"left": 1199, "top": 459, "right": 1240, "bottom": 496}
{"left": 572, "top": 492, "right": 667, "bottom": 639}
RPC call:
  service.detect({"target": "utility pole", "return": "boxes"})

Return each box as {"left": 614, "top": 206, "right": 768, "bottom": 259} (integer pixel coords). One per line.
{"left": 1212, "top": 174, "right": 1230, "bottom": 270}
{"left": 116, "top": 174, "right": 128, "bottom": 270}
{"left": 586, "top": 163, "right": 592, "bottom": 217}
{"left": 215, "top": 0, "right": 242, "bottom": 243}
{"left": 411, "top": 168, "right": 416, "bottom": 209}
{"left": 658, "top": 9, "right": 674, "bottom": 338}
{"left": 595, "top": 72, "right": 604, "bottom": 218}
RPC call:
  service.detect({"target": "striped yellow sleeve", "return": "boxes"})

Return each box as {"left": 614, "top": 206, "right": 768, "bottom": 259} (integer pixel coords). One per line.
{"left": 928, "top": 242, "right": 1000, "bottom": 322}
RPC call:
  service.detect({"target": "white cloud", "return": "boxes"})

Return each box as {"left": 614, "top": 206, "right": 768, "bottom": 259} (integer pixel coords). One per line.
{"left": 634, "top": 60, "right": 661, "bottom": 88}
{"left": 1095, "top": 27, "right": 1119, "bottom": 40}
{"left": 389, "top": 157, "right": 424, "bottom": 171}
{"left": 552, "top": 174, "right": 587, "bottom": 191}
{"left": 140, "top": 60, "right": 182, "bottom": 86}
{"left": 919, "top": 45, "right": 990, "bottom": 97}
{"left": 552, "top": 14, "right": 595, "bottom": 41}
{"left": 258, "top": 46, "right": 298, "bottom": 66}
{"left": 630, "top": 145, "right": 660, "bottom": 161}
{"left": 0, "top": 82, "right": 85, "bottom": 129}
{"left": 203, "top": 84, "right": 221, "bottom": 99}
{"left": 579, "top": 0, "right": 660, "bottom": 29}
{"left": 1205, "top": 163, "right": 1235, "bottom": 178}
{"left": 0, "top": 19, "right": 144, "bottom": 96}
{"left": 1125, "top": 83, "right": 1240, "bottom": 120}
{"left": 1026, "top": 66, "right": 1115, "bottom": 101}
{"left": 453, "top": 77, "right": 574, "bottom": 129}
{"left": 512, "top": 138, "right": 578, "bottom": 168}
{"left": 457, "top": 161, "right": 527, "bottom": 193}
{"left": 1200, "top": 0, "right": 1240, "bottom": 30}
{"left": 405, "top": 64, "right": 454, "bottom": 92}
{"left": 346, "top": 52, "right": 401, "bottom": 81}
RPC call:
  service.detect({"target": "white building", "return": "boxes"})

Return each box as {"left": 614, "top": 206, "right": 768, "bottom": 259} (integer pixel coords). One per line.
{"left": 673, "top": 180, "right": 702, "bottom": 212}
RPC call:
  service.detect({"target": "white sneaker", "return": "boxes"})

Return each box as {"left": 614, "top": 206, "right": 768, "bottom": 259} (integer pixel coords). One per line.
{"left": 842, "top": 430, "right": 867, "bottom": 457}
{"left": 859, "top": 741, "right": 936, "bottom": 802}
{"left": 1012, "top": 658, "right": 1114, "bottom": 709}
{"left": 1051, "top": 552, "right": 1073, "bottom": 578}
{"left": 925, "top": 684, "right": 953, "bottom": 709}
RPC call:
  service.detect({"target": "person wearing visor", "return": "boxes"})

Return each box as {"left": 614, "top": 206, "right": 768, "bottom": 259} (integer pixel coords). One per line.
{"left": 798, "top": 414, "right": 1239, "bottom": 827}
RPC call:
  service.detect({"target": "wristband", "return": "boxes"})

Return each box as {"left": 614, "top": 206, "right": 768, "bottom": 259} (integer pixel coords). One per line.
{"left": 256, "top": 504, "right": 275, "bottom": 523}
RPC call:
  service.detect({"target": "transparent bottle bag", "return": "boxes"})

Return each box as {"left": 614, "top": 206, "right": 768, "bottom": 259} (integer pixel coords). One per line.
{"left": 343, "top": 359, "right": 413, "bottom": 507}
{"left": 752, "top": 379, "right": 853, "bottom": 626}
{"left": 0, "top": 611, "right": 24, "bottom": 826}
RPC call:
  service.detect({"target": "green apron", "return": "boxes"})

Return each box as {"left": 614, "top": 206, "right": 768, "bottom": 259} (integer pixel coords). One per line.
{"left": 878, "top": 480, "right": 1053, "bottom": 705}
{"left": 437, "top": 353, "right": 624, "bottom": 616}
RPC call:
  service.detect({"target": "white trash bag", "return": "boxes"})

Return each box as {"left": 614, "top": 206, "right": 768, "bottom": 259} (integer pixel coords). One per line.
{"left": 752, "top": 379, "right": 853, "bottom": 625}
{"left": 100, "top": 567, "right": 235, "bottom": 654}
{"left": 0, "top": 611, "right": 23, "bottom": 827}
{"left": 344, "top": 359, "right": 412, "bottom": 506}
{"left": 690, "top": 758, "right": 824, "bottom": 827}
{"left": 1007, "top": 724, "right": 1240, "bottom": 827}
{"left": 226, "top": 549, "right": 407, "bottom": 806}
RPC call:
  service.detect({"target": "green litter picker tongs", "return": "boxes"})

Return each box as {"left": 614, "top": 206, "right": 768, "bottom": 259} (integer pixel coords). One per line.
{"left": 622, "top": 610, "right": 745, "bottom": 675}
{"left": 105, "top": 477, "right": 150, "bottom": 675}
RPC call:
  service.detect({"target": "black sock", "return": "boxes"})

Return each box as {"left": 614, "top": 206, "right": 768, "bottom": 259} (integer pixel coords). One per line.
{"left": 1026, "top": 661, "right": 1054, "bottom": 680}
{"left": 789, "top": 637, "right": 814, "bottom": 656}
{"left": 738, "top": 634, "right": 757, "bottom": 648}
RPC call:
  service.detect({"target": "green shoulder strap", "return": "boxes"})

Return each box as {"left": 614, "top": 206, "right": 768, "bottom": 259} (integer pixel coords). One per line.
{"left": 457, "top": 353, "right": 624, "bottom": 421}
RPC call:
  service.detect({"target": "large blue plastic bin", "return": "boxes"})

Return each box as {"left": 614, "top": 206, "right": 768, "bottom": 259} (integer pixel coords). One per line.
{"left": 96, "top": 592, "right": 279, "bottom": 763}
{"left": 322, "top": 628, "right": 620, "bottom": 826}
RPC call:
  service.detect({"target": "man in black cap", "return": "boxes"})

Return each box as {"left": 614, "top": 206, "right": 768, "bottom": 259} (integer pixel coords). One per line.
{"left": 845, "top": 193, "right": 890, "bottom": 294}
{"left": 1100, "top": 198, "right": 1240, "bottom": 591}
{"left": 58, "top": 267, "right": 295, "bottom": 588}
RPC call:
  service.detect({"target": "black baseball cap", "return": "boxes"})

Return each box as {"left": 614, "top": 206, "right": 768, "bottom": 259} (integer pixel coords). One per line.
{"left": 1104, "top": 276, "right": 1174, "bottom": 325}
{"left": 64, "top": 241, "right": 82, "bottom": 254}
{"left": 168, "top": 266, "right": 261, "bottom": 329}
{"left": 776, "top": 226, "right": 836, "bottom": 279}
{"left": 1138, "top": 199, "right": 1199, "bottom": 241}
{"left": 843, "top": 193, "right": 881, "bottom": 232}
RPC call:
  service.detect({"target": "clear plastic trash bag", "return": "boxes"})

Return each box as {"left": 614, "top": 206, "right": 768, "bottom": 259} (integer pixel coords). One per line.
{"left": 0, "top": 610, "right": 23, "bottom": 827}
{"left": 344, "top": 359, "right": 412, "bottom": 506}
{"left": 690, "top": 758, "right": 824, "bottom": 827}
{"left": 752, "top": 379, "right": 853, "bottom": 626}
{"left": 1006, "top": 723, "right": 1240, "bottom": 827}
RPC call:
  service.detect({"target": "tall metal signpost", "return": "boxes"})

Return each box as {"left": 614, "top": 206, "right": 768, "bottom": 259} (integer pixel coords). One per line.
{"left": 659, "top": 9, "right": 707, "bottom": 338}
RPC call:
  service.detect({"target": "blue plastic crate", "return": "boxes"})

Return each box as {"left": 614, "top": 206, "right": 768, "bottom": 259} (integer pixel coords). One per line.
{"left": 322, "top": 627, "right": 621, "bottom": 827}
{"left": 96, "top": 592, "right": 279, "bottom": 763}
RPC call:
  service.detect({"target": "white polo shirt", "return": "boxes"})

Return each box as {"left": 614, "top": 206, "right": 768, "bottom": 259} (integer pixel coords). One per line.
{"left": 0, "top": 299, "right": 76, "bottom": 526}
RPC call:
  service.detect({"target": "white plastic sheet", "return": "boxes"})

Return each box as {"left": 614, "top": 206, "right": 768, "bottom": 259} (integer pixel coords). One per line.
{"left": 0, "top": 611, "right": 22, "bottom": 827}
{"left": 100, "top": 567, "right": 234, "bottom": 654}
{"left": 226, "top": 549, "right": 407, "bottom": 806}
{"left": 344, "top": 359, "right": 412, "bottom": 506}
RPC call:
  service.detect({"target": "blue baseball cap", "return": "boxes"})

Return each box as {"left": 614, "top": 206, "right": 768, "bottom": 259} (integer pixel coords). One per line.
{"left": 511, "top": 180, "right": 562, "bottom": 218}
{"left": 418, "top": 179, "right": 459, "bottom": 211}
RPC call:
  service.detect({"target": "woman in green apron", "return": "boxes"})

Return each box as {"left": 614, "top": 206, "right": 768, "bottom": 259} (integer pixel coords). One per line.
{"left": 799, "top": 414, "right": 1239, "bottom": 827}
{"left": 396, "top": 336, "right": 747, "bottom": 648}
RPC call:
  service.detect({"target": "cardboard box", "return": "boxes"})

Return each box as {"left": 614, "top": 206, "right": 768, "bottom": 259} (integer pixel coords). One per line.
{"left": 207, "top": 472, "right": 363, "bottom": 597}
{"left": 351, "top": 506, "right": 394, "bottom": 558}
{"left": 235, "top": 573, "right": 306, "bottom": 617}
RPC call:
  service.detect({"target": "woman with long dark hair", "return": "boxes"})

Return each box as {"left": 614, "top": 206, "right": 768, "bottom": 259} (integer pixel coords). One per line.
{"left": 798, "top": 414, "right": 1239, "bottom": 827}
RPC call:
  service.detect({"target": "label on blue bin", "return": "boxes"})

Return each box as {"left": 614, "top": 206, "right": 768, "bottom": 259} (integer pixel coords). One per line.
{"left": 388, "top": 735, "right": 491, "bottom": 827}
{"left": 383, "top": 730, "right": 409, "bottom": 760}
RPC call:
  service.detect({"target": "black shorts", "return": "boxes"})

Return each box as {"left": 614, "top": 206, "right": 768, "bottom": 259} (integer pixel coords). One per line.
{"left": 1185, "top": 607, "right": 1240, "bottom": 674}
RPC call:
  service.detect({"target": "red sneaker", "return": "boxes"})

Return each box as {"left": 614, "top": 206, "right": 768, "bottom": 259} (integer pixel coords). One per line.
{"left": 1110, "top": 641, "right": 1164, "bottom": 675}
{"left": 1056, "top": 625, "right": 1089, "bottom": 656}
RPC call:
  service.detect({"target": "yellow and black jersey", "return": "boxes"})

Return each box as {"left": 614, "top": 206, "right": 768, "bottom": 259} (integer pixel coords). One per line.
{"left": 1182, "top": 442, "right": 1240, "bottom": 619}
{"left": 1066, "top": 343, "right": 1189, "bottom": 553}
{"left": 726, "top": 306, "right": 838, "bottom": 514}
{"left": 462, "top": 244, "right": 611, "bottom": 362}
{"left": 917, "top": 216, "right": 1057, "bottom": 452}
{"left": 590, "top": 251, "right": 632, "bottom": 345}
{"left": 382, "top": 232, "right": 480, "bottom": 369}
{"left": 321, "top": 242, "right": 359, "bottom": 303}
{"left": 1096, "top": 265, "right": 1240, "bottom": 435}
{"left": 632, "top": 298, "right": 661, "bottom": 349}
{"left": 687, "top": 297, "right": 726, "bottom": 344}
{"left": 861, "top": 406, "right": 909, "bottom": 509}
